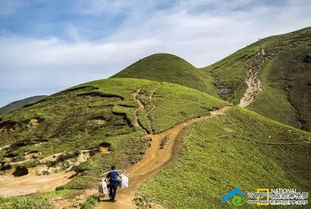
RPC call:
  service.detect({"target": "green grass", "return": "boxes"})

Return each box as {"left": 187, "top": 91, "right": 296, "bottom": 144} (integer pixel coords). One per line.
{"left": 0, "top": 196, "right": 50, "bottom": 209}
{"left": 0, "top": 28, "right": 310, "bottom": 208}
{"left": 148, "top": 82, "right": 228, "bottom": 132}
{"left": 80, "top": 195, "right": 97, "bottom": 209}
{"left": 0, "top": 189, "right": 75, "bottom": 209}
{"left": 0, "top": 78, "right": 226, "bottom": 191}
{"left": 0, "top": 95, "right": 47, "bottom": 115}
{"left": 249, "top": 47, "right": 311, "bottom": 131}
{"left": 140, "top": 107, "right": 311, "bottom": 209}
{"left": 111, "top": 28, "right": 311, "bottom": 130}
{"left": 112, "top": 53, "right": 218, "bottom": 97}
{"left": 202, "top": 27, "right": 311, "bottom": 130}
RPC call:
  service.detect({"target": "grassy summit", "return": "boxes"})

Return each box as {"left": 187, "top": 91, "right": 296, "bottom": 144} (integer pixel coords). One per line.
{"left": 114, "top": 28, "right": 311, "bottom": 131}
{"left": 112, "top": 53, "right": 217, "bottom": 96}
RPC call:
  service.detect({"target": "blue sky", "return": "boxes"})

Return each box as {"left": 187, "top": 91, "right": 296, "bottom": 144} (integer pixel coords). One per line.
{"left": 0, "top": 0, "right": 310, "bottom": 107}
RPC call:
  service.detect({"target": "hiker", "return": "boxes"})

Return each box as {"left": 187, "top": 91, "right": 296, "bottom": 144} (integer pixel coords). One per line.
{"left": 106, "top": 165, "right": 121, "bottom": 202}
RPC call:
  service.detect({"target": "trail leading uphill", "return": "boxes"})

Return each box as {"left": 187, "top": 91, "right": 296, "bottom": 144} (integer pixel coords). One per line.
{"left": 94, "top": 88, "right": 231, "bottom": 209}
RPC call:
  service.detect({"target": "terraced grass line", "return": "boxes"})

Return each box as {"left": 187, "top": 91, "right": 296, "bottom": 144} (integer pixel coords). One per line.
{"left": 94, "top": 106, "right": 231, "bottom": 209}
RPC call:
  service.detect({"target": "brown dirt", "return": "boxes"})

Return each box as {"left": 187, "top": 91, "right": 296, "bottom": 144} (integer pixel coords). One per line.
{"left": 239, "top": 67, "right": 262, "bottom": 107}
{"left": 132, "top": 88, "right": 145, "bottom": 127}
{"left": 0, "top": 171, "right": 75, "bottom": 198}
{"left": 0, "top": 150, "right": 96, "bottom": 198}
{"left": 94, "top": 105, "right": 230, "bottom": 209}
{"left": 99, "top": 147, "right": 110, "bottom": 154}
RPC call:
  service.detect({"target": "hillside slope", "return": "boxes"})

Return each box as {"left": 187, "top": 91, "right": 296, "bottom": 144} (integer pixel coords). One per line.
{"left": 112, "top": 28, "right": 311, "bottom": 131}
{"left": 0, "top": 95, "right": 47, "bottom": 115}
{"left": 0, "top": 27, "right": 310, "bottom": 209}
{"left": 140, "top": 107, "right": 311, "bottom": 209}
{"left": 0, "top": 78, "right": 226, "bottom": 207}
{"left": 112, "top": 53, "right": 217, "bottom": 96}
{"left": 202, "top": 27, "right": 311, "bottom": 131}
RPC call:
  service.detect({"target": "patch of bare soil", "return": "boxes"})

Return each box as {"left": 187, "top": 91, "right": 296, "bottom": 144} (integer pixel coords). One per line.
{"left": 239, "top": 48, "right": 275, "bottom": 107}
{"left": 98, "top": 142, "right": 111, "bottom": 154}
{"left": 0, "top": 171, "right": 75, "bottom": 198}
{"left": 0, "top": 149, "right": 99, "bottom": 197}
{"left": 239, "top": 67, "right": 262, "bottom": 107}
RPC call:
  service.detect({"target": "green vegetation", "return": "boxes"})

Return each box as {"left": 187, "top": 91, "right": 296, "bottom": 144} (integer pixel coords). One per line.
{"left": 149, "top": 82, "right": 228, "bottom": 132}
{"left": 112, "top": 28, "right": 311, "bottom": 131}
{"left": 80, "top": 195, "right": 97, "bottom": 209}
{"left": 249, "top": 47, "right": 311, "bottom": 131}
{"left": 112, "top": 53, "right": 217, "bottom": 96}
{"left": 202, "top": 27, "right": 311, "bottom": 130}
{"left": 0, "top": 78, "right": 225, "bottom": 191}
{"left": 0, "top": 27, "right": 310, "bottom": 209}
{"left": 0, "top": 196, "right": 50, "bottom": 209}
{"left": 140, "top": 107, "right": 311, "bottom": 209}
{"left": 0, "top": 189, "right": 75, "bottom": 209}
{"left": 0, "top": 95, "right": 47, "bottom": 115}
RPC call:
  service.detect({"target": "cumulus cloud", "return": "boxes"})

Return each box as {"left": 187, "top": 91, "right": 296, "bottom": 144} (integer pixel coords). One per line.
{"left": 0, "top": 0, "right": 310, "bottom": 106}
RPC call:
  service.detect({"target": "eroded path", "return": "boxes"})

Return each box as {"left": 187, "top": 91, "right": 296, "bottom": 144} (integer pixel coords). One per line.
{"left": 95, "top": 87, "right": 231, "bottom": 209}
{"left": 239, "top": 67, "right": 262, "bottom": 107}
{"left": 239, "top": 48, "right": 274, "bottom": 107}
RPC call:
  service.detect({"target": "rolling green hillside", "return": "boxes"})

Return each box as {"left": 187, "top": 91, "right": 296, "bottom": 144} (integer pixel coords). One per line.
{"left": 113, "top": 28, "right": 311, "bottom": 131}
{"left": 112, "top": 53, "right": 217, "bottom": 96}
{"left": 0, "top": 78, "right": 226, "bottom": 191}
{"left": 203, "top": 27, "right": 311, "bottom": 131}
{"left": 139, "top": 107, "right": 311, "bottom": 209}
{"left": 248, "top": 47, "right": 311, "bottom": 131}
{"left": 0, "top": 27, "right": 310, "bottom": 209}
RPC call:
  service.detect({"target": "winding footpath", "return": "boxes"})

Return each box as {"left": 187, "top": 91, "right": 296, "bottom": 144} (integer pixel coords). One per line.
{"left": 95, "top": 86, "right": 231, "bottom": 209}
{"left": 0, "top": 86, "right": 231, "bottom": 209}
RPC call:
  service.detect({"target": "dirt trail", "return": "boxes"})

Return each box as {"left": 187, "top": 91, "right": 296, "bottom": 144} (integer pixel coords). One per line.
{"left": 94, "top": 103, "right": 230, "bottom": 209}
{"left": 132, "top": 89, "right": 145, "bottom": 127}
{"left": 0, "top": 85, "right": 230, "bottom": 208}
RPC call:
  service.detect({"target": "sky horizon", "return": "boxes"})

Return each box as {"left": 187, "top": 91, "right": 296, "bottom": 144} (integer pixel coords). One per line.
{"left": 1, "top": 0, "right": 310, "bottom": 107}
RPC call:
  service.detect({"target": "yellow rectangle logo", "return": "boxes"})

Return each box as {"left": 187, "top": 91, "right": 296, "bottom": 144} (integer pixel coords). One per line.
{"left": 257, "top": 188, "right": 269, "bottom": 206}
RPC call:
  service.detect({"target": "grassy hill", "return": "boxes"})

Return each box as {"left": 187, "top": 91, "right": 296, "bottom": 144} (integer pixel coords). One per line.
{"left": 0, "top": 27, "right": 310, "bottom": 209}
{"left": 112, "top": 28, "right": 311, "bottom": 131}
{"left": 112, "top": 53, "right": 217, "bottom": 96}
{"left": 202, "top": 27, "right": 311, "bottom": 131}
{"left": 0, "top": 95, "right": 47, "bottom": 115}
{"left": 0, "top": 78, "right": 226, "bottom": 202}
{"left": 139, "top": 107, "right": 311, "bottom": 209}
